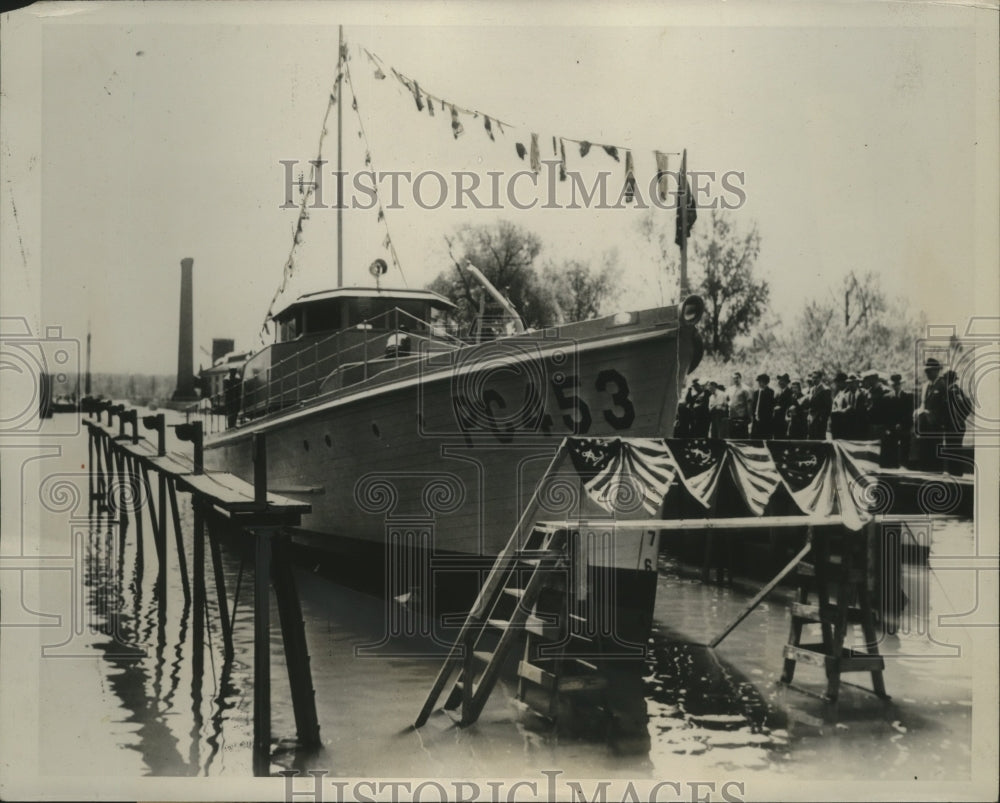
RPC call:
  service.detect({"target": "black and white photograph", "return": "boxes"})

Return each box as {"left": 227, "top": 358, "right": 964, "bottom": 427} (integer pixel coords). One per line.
{"left": 1, "top": 1, "right": 997, "bottom": 800}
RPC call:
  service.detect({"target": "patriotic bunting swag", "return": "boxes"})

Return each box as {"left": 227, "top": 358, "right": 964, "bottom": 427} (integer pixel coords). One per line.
{"left": 563, "top": 437, "right": 885, "bottom": 530}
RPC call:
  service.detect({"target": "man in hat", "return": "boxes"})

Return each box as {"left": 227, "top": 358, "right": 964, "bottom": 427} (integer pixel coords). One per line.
{"left": 858, "top": 370, "right": 885, "bottom": 440}
{"left": 751, "top": 373, "right": 775, "bottom": 438}
{"left": 707, "top": 380, "right": 728, "bottom": 438}
{"left": 881, "top": 373, "right": 913, "bottom": 468}
{"left": 805, "top": 370, "right": 832, "bottom": 440}
{"left": 914, "top": 357, "right": 947, "bottom": 470}
{"left": 728, "top": 372, "right": 752, "bottom": 438}
{"left": 786, "top": 379, "right": 808, "bottom": 438}
{"left": 771, "top": 373, "right": 793, "bottom": 439}
{"left": 830, "top": 371, "right": 853, "bottom": 439}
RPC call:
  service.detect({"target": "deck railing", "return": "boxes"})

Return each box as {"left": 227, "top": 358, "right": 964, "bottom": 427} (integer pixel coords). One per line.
{"left": 194, "top": 307, "right": 465, "bottom": 433}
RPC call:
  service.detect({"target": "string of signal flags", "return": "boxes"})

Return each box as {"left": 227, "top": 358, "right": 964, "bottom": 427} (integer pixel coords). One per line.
{"left": 261, "top": 39, "right": 699, "bottom": 342}
{"left": 361, "top": 46, "right": 698, "bottom": 238}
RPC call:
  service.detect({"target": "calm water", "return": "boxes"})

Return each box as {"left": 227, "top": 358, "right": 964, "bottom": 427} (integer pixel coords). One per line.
{"left": 27, "top": 415, "right": 976, "bottom": 784}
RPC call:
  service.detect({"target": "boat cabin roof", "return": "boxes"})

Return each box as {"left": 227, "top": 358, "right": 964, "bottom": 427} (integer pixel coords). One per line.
{"left": 271, "top": 287, "right": 455, "bottom": 320}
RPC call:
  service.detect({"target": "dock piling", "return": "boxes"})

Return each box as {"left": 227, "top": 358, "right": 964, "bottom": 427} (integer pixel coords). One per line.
{"left": 84, "top": 406, "right": 318, "bottom": 776}
{"left": 253, "top": 526, "right": 273, "bottom": 777}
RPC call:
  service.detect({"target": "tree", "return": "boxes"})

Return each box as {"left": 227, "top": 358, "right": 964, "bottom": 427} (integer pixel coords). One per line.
{"left": 428, "top": 220, "right": 563, "bottom": 330}
{"left": 541, "top": 249, "right": 622, "bottom": 323}
{"left": 637, "top": 209, "right": 769, "bottom": 358}
{"left": 691, "top": 211, "right": 769, "bottom": 360}
{"left": 761, "top": 271, "right": 926, "bottom": 379}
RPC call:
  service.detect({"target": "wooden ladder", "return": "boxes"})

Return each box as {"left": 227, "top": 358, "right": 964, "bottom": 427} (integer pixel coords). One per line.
{"left": 779, "top": 526, "right": 889, "bottom": 703}
{"left": 516, "top": 529, "right": 607, "bottom": 720}
{"left": 414, "top": 525, "right": 573, "bottom": 727}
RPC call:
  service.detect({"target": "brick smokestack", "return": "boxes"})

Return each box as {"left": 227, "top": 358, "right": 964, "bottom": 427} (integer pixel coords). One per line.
{"left": 171, "top": 257, "right": 198, "bottom": 401}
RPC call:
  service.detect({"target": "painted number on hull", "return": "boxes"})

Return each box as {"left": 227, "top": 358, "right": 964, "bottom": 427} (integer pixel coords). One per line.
{"left": 595, "top": 369, "right": 635, "bottom": 430}
{"left": 452, "top": 370, "right": 634, "bottom": 443}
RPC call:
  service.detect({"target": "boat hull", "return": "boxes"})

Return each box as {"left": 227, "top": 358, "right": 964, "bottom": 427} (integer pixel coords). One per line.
{"left": 205, "top": 314, "right": 696, "bottom": 558}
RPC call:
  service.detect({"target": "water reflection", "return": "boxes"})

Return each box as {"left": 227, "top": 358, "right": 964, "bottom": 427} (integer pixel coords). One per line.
{"left": 53, "top": 423, "right": 974, "bottom": 780}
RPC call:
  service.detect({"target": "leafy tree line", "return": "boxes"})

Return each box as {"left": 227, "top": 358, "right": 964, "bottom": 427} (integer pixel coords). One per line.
{"left": 425, "top": 215, "right": 925, "bottom": 383}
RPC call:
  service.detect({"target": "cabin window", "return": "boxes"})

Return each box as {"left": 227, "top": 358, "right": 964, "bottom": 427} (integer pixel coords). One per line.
{"left": 277, "top": 310, "right": 302, "bottom": 342}
{"left": 304, "top": 299, "right": 343, "bottom": 334}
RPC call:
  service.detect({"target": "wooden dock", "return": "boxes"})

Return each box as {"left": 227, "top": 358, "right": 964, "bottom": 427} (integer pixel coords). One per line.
{"left": 83, "top": 403, "right": 320, "bottom": 776}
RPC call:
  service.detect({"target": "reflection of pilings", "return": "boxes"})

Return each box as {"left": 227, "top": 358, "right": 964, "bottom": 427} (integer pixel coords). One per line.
{"left": 85, "top": 411, "right": 317, "bottom": 778}
{"left": 206, "top": 515, "right": 234, "bottom": 660}
{"left": 253, "top": 528, "right": 272, "bottom": 778}
{"left": 203, "top": 654, "right": 237, "bottom": 775}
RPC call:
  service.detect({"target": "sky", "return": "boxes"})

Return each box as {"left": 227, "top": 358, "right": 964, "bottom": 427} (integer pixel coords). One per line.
{"left": 2, "top": 1, "right": 997, "bottom": 375}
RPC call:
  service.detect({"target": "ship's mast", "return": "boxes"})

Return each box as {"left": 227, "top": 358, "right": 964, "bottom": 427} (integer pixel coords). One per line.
{"left": 85, "top": 325, "right": 92, "bottom": 396}
{"left": 678, "top": 148, "right": 689, "bottom": 297}
{"left": 336, "top": 24, "right": 344, "bottom": 288}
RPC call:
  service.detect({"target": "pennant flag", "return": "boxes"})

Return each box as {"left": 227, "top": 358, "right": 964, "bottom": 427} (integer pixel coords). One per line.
{"left": 530, "top": 133, "right": 541, "bottom": 174}
{"left": 603, "top": 145, "right": 620, "bottom": 162}
{"left": 515, "top": 142, "right": 527, "bottom": 160}
{"left": 654, "top": 151, "right": 670, "bottom": 202}
{"left": 450, "top": 105, "right": 464, "bottom": 138}
{"left": 412, "top": 80, "right": 424, "bottom": 112}
{"left": 624, "top": 150, "right": 636, "bottom": 204}
{"left": 674, "top": 150, "right": 698, "bottom": 246}
{"left": 726, "top": 441, "right": 782, "bottom": 515}
{"left": 665, "top": 439, "right": 728, "bottom": 508}
{"left": 484, "top": 115, "right": 495, "bottom": 141}
{"left": 559, "top": 138, "right": 567, "bottom": 181}
{"left": 579, "top": 141, "right": 591, "bottom": 158}
{"left": 427, "top": 98, "right": 435, "bottom": 117}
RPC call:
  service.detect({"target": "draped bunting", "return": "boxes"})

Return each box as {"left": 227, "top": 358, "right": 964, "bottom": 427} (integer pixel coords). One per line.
{"left": 665, "top": 438, "right": 727, "bottom": 507}
{"left": 727, "top": 442, "right": 783, "bottom": 515}
{"left": 563, "top": 438, "right": 885, "bottom": 530}
{"left": 567, "top": 438, "right": 678, "bottom": 516}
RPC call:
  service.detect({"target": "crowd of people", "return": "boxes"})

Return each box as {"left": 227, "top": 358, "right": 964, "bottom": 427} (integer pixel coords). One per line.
{"left": 674, "top": 358, "right": 972, "bottom": 475}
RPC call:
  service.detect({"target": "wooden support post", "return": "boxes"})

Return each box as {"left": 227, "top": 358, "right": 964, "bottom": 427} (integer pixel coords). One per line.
{"left": 709, "top": 535, "right": 813, "bottom": 648}
{"left": 167, "top": 480, "right": 192, "bottom": 603}
{"left": 271, "top": 531, "right": 321, "bottom": 746}
{"left": 87, "top": 428, "right": 94, "bottom": 516}
{"left": 116, "top": 448, "right": 128, "bottom": 539}
{"left": 192, "top": 499, "right": 206, "bottom": 686}
{"left": 253, "top": 527, "right": 272, "bottom": 777}
{"left": 139, "top": 462, "right": 166, "bottom": 584}
{"left": 175, "top": 421, "right": 204, "bottom": 474}
{"left": 206, "top": 515, "right": 234, "bottom": 660}
{"left": 130, "top": 456, "right": 145, "bottom": 565}
{"left": 142, "top": 413, "right": 166, "bottom": 457}
{"left": 158, "top": 474, "right": 168, "bottom": 587}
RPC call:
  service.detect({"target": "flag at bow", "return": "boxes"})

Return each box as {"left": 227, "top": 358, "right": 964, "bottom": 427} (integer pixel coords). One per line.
{"left": 675, "top": 149, "right": 697, "bottom": 247}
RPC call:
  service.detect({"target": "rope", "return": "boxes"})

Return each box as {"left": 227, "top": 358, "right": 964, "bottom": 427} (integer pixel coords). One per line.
{"left": 344, "top": 51, "right": 408, "bottom": 287}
